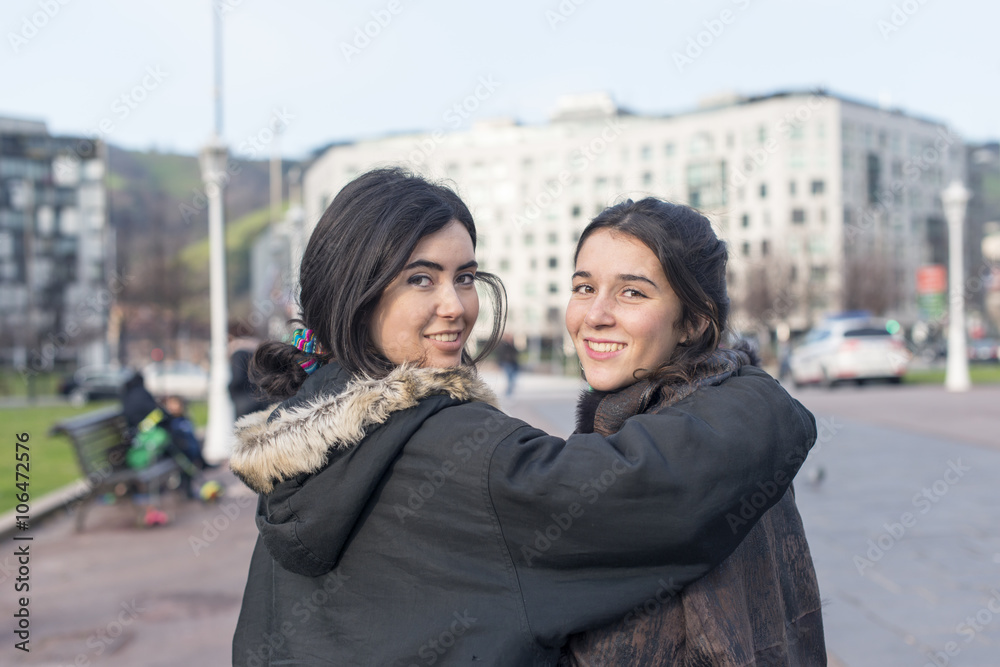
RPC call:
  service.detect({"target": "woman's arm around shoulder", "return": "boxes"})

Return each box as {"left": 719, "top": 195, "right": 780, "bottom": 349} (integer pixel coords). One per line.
{"left": 485, "top": 365, "right": 816, "bottom": 646}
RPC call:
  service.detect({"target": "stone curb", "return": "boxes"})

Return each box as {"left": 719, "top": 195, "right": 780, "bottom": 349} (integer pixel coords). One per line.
{"left": 0, "top": 478, "right": 91, "bottom": 542}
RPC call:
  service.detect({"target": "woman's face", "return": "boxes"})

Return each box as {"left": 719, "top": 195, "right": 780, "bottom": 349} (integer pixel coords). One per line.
{"left": 566, "top": 229, "right": 690, "bottom": 392}
{"left": 372, "top": 220, "right": 480, "bottom": 368}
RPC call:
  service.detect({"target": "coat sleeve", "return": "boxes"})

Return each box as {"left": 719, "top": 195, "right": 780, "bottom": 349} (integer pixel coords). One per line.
{"left": 486, "top": 366, "right": 816, "bottom": 648}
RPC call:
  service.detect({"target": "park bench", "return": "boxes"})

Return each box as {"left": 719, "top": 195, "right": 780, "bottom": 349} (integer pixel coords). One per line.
{"left": 50, "top": 407, "right": 183, "bottom": 531}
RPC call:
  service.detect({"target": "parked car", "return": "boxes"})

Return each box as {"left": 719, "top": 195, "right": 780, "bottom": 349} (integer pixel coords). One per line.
{"left": 968, "top": 338, "right": 999, "bottom": 363}
{"left": 59, "top": 365, "right": 130, "bottom": 406}
{"left": 141, "top": 361, "right": 210, "bottom": 400}
{"left": 788, "top": 318, "right": 911, "bottom": 387}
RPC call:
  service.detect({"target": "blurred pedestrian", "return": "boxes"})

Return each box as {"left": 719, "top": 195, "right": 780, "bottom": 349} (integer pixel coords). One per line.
{"left": 163, "top": 395, "right": 209, "bottom": 470}
{"left": 495, "top": 333, "right": 520, "bottom": 395}
{"left": 228, "top": 323, "right": 268, "bottom": 420}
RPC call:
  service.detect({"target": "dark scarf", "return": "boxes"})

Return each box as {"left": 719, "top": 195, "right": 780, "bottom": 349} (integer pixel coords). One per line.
{"left": 575, "top": 347, "right": 753, "bottom": 437}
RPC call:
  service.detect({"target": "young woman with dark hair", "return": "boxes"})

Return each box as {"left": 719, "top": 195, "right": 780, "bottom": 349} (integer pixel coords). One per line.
{"left": 561, "top": 197, "right": 825, "bottom": 665}
{"left": 230, "top": 169, "right": 817, "bottom": 666}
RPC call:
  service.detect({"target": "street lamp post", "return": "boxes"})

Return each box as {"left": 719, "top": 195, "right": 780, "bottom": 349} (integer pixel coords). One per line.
{"left": 942, "top": 180, "right": 971, "bottom": 393}
{"left": 199, "top": 139, "right": 234, "bottom": 462}
{"left": 200, "top": 1, "right": 234, "bottom": 462}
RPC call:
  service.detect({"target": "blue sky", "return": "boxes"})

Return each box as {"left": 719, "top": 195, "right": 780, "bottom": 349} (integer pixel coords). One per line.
{"left": 2, "top": 0, "right": 997, "bottom": 159}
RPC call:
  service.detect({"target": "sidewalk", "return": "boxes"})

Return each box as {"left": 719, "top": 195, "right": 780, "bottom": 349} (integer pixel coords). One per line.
{"left": 3, "top": 467, "right": 255, "bottom": 666}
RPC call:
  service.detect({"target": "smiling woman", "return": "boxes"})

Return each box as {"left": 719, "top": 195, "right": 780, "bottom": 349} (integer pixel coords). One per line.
{"left": 561, "top": 198, "right": 825, "bottom": 666}
{"left": 249, "top": 167, "right": 505, "bottom": 398}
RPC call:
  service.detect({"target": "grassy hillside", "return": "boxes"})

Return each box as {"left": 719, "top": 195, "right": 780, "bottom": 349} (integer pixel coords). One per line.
{"left": 175, "top": 204, "right": 287, "bottom": 321}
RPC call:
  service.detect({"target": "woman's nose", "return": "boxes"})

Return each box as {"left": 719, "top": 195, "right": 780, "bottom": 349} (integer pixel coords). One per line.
{"left": 436, "top": 284, "right": 465, "bottom": 319}
{"left": 583, "top": 294, "right": 615, "bottom": 328}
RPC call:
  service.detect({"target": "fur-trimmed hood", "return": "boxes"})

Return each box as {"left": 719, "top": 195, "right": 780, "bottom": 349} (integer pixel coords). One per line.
{"left": 230, "top": 363, "right": 498, "bottom": 494}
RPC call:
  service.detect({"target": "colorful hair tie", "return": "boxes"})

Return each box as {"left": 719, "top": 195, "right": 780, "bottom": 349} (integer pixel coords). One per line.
{"left": 291, "top": 328, "right": 317, "bottom": 354}
{"left": 290, "top": 328, "right": 321, "bottom": 375}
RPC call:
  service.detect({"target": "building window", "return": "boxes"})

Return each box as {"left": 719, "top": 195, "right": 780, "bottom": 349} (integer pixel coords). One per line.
{"left": 819, "top": 208, "right": 827, "bottom": 223}
{"left": 641, "top": 144, "right": 652, "bottom": 160}
{"left": 524, "top": 233, "right": 534, "bottom": 246}
{"left": 499, "top": 259, "right": 510, "bottom": 271}
{"left": 741, "top": 214, "right": 750, "bottom": 228}
{"left": 789, "top": 180, "right": 797, "bottom": 196}
{"left": 792, "top": 209, "right": 806, "bottom": 224}
{"left": 530, "top": 258, "right": 537, "bottom": 270}
{"left": 866, "top": 153, "right": 881, "bottom": 204}
{"left": 759, "top": 183, "right": 767, "bottom": 198}
{"left": 526, "top": 283, "right": 536, "bottom": 296}
{"left": 758, "top": 125, "right": 767, "bottom": 144}
{"left": 741, "top": 242, "right": 751, "bottom": 257}
{"left": 690, "top": 132, "right": 714, "bottom": 155}
{"left": 548, "top": 257, "right": 558, "bottom": 269}
{"left": 548, "top": 283, "right": 559, "bottom": 294}
{"left": 664, "top": 142, "right": 675, "bottom": 157}
{"left": 762, "top": 240, "right": 770, "bottom": 256}
{"left": 571, "top": 204, "right": 582, "bottom": 218}
{"left": 790, "top": 265, "right": 798, "bottom": 282}
{"left": 547, "top": 232, "right": 558, "bottom": 244}
{"left": 811, "top": 179, "right": 825, "bottom": 195}
{"left": 642, "top": 172, "right": 653, "bottom": 187}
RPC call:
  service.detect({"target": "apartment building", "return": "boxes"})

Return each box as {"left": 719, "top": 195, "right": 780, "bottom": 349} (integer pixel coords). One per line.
{"left": 301, "top": 91, "right": 963, "bottom": 360}
{"left": 0, "top": 116, "right": 110, "bottom": 376}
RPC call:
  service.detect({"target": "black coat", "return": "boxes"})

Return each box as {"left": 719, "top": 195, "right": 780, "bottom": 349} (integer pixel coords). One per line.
{"left": 563, "top": 349, "right": 826, "bottom": 665}
{"left": 230, "top": 362, "right": 816, "bottom": 666}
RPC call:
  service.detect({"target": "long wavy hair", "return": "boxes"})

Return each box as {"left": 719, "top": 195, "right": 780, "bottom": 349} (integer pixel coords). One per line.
{"left": 251, "top": 167, "right": 506, "bottom": 400}
{"left": 573, "top": 197, "right": 732, "bottom": 389}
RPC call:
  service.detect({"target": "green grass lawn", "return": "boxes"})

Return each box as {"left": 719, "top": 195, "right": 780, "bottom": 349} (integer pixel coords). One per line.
{"left": 904, "top": 364, "right": 1000, "bottom": 385}
{"left": 0, "top": 371, "right": 61, "bottom": 397}
{"left": 0, "top": 400, "right": 207, "bottom": 514}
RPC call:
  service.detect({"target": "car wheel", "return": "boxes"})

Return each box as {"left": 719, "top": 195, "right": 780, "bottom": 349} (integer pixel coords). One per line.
{"left": 69, "top": 388, "right": 88, "bottom": 407}
{"left": 888, "top": 376, "right": 903, "bottom": 385}
{"left": 821, "top": 369, "right": 836, "bottom": 390}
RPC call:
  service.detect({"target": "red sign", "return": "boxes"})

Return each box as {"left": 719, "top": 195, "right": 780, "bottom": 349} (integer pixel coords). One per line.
{"left": 917, "top": 265, "right": 947, "bottom": 294}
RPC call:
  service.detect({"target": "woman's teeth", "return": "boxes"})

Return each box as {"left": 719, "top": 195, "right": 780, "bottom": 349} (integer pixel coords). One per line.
{"left": 587, "top": 341, "right": 625, "bottom": 353}
{"left": 428, "top": 333, "right": 459, "bottom": 342}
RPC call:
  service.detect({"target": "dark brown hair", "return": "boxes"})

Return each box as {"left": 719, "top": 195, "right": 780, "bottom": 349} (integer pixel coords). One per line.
{"left": 252, "top": 167, "right": 506, "bottom": 399}
{"left": 574, "top": 197, "right": 729, "bottom": 388}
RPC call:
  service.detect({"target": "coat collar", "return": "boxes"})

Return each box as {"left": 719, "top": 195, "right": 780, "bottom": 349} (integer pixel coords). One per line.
{"left": 583, "top": 348, "right": 751, "bottom": 437}
{"left": 230, "top": 363, "right": 498, "bottom": 494}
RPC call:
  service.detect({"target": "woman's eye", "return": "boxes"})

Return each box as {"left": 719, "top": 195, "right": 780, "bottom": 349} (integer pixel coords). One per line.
{"left": 408, "top": 275, "right": 432, "bottom": 287}
{"left": 571, "top": 284, "right": 593, "bottom": 294}
{"left": 622, "top": 288, "right": 646, "bottom": 298}
{"left": 456, "top": 273, "right": 476, "bottom": 286}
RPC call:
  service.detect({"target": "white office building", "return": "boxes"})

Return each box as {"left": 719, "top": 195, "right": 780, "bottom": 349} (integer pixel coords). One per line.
{"left": 302, "top": 91, "right": 963, "bottom": 362}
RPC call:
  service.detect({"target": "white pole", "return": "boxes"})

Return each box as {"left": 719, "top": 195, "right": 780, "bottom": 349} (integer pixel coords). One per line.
{"left": 201, "top": 1, "right": 234, "bottom": 461}
{"left": 942, "top": 180, "right": 971, "bottom": 392}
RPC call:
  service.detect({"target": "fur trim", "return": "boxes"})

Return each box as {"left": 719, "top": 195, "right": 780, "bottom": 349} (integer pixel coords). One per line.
{"left": 229, "top": 365, "right": 498, "bottom": 494}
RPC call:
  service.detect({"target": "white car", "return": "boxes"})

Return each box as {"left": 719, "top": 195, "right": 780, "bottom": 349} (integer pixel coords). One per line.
{"left": 788, "top": 319, "right": 910, "bottom": 387}
{"left": 141, "top": 361, "right": 210, "bottom": 400}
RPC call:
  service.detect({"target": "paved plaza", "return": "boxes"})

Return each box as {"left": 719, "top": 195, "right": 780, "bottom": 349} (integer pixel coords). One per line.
{"left": 3, "top": 374, "right": 998, "bottom": 666}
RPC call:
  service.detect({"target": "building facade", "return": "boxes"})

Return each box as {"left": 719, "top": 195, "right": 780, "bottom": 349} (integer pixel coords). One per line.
{"left": 0, "top": 116, "right": 110, "bottom": 381}
{"left": 301, "top": 91, "right": 964, "bottom": 362}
